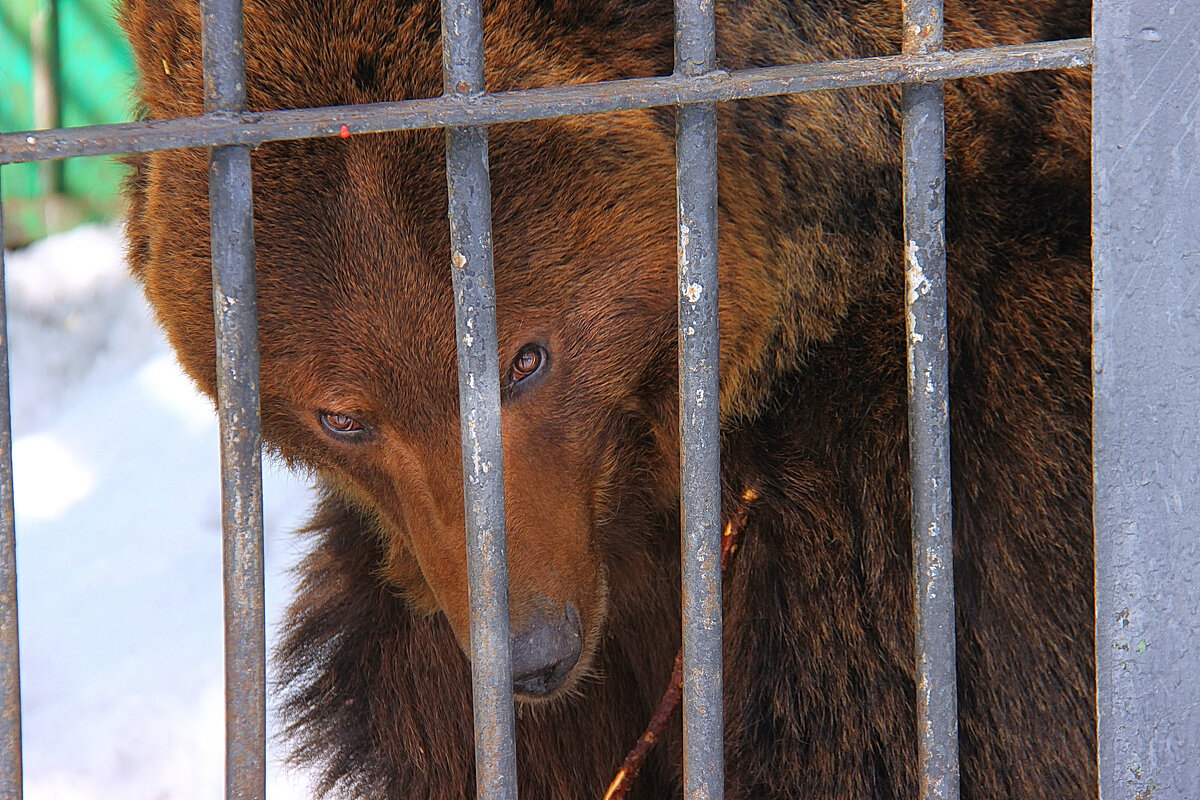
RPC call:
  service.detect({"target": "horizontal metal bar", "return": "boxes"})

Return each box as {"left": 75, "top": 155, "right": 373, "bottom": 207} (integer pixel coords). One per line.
{"left": 0, "top": 39, "right": 1092, "bottom": 165}
{"left": 0, "top": 171, "right": 24, "bottom": 800}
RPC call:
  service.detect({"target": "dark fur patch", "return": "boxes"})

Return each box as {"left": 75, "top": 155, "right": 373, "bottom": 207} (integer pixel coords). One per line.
{"left": 352, "top": 55, "right": 378, "bottom": 93}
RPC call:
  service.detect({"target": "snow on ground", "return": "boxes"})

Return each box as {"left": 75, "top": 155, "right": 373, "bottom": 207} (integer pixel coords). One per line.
{"left": 6, "top": 222, "right": 318, "bottom": 799}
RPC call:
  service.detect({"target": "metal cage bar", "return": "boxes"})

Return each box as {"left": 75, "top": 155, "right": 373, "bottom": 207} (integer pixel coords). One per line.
{"left": 1092, "top": 0, "right": 1200, "bottom": 796}
{"left": 900, "top": 1, "right": 960, "bottom": 799}
{"left": 0, "top": 40, "right": 1093, "bottom": 167}
{"left": 198, "top": 1, "right": 267, "bottom": 798}
{"left": 1, "top": 4, "right": 1152, "bottom": 798}
{"left": 674, "top": 0, "right": 724, "bottom": 796}
{"left": 440, "top": 0, "right": 519, "bottom": 798}
{"left": 0, "top": 172, "right": 23, "bottom": 800}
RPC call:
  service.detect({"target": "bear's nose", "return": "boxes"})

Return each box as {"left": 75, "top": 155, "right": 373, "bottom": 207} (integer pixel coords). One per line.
{"left": 510, "top": 603, "right": 582, "bottom": 696}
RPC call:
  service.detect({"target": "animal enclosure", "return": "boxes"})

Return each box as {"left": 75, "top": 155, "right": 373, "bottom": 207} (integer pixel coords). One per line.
{"left": 1, "top": 0, "right": 1198, "bottom": 798}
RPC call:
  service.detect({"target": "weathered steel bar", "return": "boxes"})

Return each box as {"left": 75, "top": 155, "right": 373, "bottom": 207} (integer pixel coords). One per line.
{"left": 0, "top": 39, "right": 1093, "bottom": 166}
{"left": 210, "top": 143, "right": 266, "bottom": 800}
{"left": 674, "top": 0, "right": 723, "bottom": 797}
{"left": 30, "top": 0, "right": 64, "bottom": 195}
{"left": 0, "top": 172, "right": 24, "bottom": 800}
{"left": 1093, "top": 0, "right": 1200, "bottom": 797}
{"left": 199, "top": 1, "right": 267, "bottom": 799}
{"left": 441, "top": 0, "right": 518, "bottom": 797}
{"left": 901, "top": 2, "right": 960, "bottom": 800}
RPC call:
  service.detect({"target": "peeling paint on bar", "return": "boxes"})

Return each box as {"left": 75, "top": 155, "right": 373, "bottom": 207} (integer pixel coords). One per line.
{"left": 901, "top": 2, "right": 960, "bottom": 799}
{"left": 441, "top": 0, "right": 519, "bottom": 797}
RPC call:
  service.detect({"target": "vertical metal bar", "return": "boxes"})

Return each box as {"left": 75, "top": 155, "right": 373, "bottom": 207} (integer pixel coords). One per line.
{"left": 31, "top": 0, "right": 65, "bottom": 197}
{"left": 198, "top": 1, "right": 266, "bottom": 799}
{"left": 675, "top": 0, "right": 723, "bottom": 797}
{"left": 0, "top": 173, "right": 24, "bottom": 800}
{"left": 901, "top": 2, "right": 960, "bottom": 800}
{"left": 1093, "top": 1, "right": 1200, "bottom": 797}
{"left": 441, "top": 2, "right": 518, "bottom": 799}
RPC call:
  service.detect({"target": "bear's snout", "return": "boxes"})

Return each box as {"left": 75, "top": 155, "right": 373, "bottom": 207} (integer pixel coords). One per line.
{"left": 510, "top": 603, "right": 582, "bottom": 697}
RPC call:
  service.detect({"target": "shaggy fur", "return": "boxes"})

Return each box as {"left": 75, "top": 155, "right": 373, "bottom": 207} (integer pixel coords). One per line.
{"left": 121, "top": 0, "right": 1095, "bottom": 796}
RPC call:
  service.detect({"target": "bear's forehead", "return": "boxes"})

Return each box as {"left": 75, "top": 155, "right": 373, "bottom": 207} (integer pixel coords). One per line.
{"left": 248, "top": 117, "right": 677, "bottom": 337}
{"left": 252, "top": 141, "right": 563, "bottom": 334}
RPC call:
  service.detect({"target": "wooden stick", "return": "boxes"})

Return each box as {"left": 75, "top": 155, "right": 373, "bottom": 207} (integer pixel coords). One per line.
{"left": 602, "top": 488, "right": 758, "bottom": 800}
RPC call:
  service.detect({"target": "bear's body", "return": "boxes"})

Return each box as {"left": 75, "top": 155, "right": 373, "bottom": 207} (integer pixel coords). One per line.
{"left": 121, "top": 0, "right": 1095, "bottom": 797}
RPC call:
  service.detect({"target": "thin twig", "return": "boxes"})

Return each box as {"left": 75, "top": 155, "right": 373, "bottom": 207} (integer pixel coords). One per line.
{"left": 602, "top": 488, "right": 759, "bottom": 800}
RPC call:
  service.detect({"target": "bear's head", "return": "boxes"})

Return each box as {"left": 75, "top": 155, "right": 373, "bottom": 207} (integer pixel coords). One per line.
{"left": 123, "top": 0, "right": 891, "bottom": 697}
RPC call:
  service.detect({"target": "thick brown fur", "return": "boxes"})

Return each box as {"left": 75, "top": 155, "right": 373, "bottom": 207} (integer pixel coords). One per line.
{"left": 120, "top": 0, "right": 1095, "bottom": 797}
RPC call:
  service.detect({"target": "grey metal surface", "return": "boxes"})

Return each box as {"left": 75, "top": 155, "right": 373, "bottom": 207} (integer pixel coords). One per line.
{"left": 1092, "top": 1, "right": 1200, "bottom": 798}
{"left": 901, "top": 2, "right": 960, "bottom": 799}
{"left": 441, "top": 0, "right": 518, "bottom": 798}
{"left": 0, "top": 174, "right": 22, "bottom": 800}
{"left": 0, "top": 40, "right": 1093, "bottom": 166}
{"left": 209, "top": 144, "right": 267, "bottom": 800}
{"left": 199, "top": 1, "right": 267, "bottom": 799}
{"left": 200, "top": 0, "right": 247, "bottom": 115}
{"left": 674, "top": 0, "right": 723, "bottom": 798}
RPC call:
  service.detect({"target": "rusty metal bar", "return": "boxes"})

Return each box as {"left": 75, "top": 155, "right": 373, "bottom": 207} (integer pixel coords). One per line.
{"left": 441, "top": 0, "right": 518, "bottom": 797}
{"left": 199, "top": 0, "right": 267, "bottom": 798}
{"left": 0, "top": 39, "right": 1093, "bottom": 166}
{"left": 901, "top": 1, "right": 960, "bottom": 799}
{"left": 0, "top": 171, "right": 23, "bottom": 800}
{"left": 674, "top": 0, "right": 723, "bottom": 798}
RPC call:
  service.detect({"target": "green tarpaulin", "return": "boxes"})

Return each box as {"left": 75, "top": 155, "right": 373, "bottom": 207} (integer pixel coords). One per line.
{"left": 1, "top": 0, "right": 134, "bottom": 244}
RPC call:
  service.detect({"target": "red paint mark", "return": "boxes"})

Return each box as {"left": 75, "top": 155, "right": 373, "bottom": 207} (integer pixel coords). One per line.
{"left": 339, "top": 125, "right": 350, "bottom": 139}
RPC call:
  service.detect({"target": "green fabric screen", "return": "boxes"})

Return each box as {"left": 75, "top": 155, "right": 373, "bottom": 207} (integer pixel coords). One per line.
{"left": 1, "top": 0, "right": 134, "bottom": 243}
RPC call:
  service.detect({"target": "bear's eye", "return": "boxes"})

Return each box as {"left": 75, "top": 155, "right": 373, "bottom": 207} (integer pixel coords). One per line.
{"left": 508, "top": 344, "right": 547, "bottom": 386}
{"left": 318, "top": 411, "right": 374, "bottom": 442}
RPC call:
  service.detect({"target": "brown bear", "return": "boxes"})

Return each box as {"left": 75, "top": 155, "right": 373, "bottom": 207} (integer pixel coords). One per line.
{"left": 120, "top": 0, "right": 1095, "bottom": 797}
